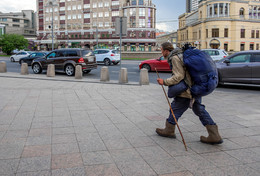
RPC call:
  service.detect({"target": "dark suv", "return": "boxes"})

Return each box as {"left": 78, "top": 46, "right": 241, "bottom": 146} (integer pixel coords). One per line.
{"left": 31, "top": 49, "right": 97, "bottom": 76}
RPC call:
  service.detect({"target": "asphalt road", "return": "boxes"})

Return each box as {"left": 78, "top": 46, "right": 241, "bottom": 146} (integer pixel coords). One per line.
{"left": 0, "top": 56, "right": 171, "bottom": 84}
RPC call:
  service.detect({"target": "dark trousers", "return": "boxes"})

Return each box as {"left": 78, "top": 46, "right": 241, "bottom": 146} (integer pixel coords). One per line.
{"left": 167, "top": 97, "right": 216, "bottom": 126}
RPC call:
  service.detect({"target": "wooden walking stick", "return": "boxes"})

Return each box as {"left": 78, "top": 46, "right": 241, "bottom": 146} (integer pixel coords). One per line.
{"left": 155, "top": 68, "right": 188, "bottom": 151}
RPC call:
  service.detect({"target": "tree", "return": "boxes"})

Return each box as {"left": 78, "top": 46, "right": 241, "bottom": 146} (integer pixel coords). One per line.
{"left": 0, "top": 34, "right": 28, "bottom": 55}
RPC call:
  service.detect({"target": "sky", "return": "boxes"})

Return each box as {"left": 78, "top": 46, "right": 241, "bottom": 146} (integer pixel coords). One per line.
{"left": 0, "top": 0, "right": 186, "bottom": 32}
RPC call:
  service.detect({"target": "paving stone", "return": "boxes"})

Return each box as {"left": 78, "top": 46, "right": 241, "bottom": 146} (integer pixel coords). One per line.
{"left": 26, "top": 136, "right": 51, "bottom": 146}
{"left": 16, "top": 170, "right": 51, "bottom": 176}
{"left": 0, "top": 159, "right": 19, "bottom": 175}
{"left": 136, "top": 146, "right": 172, "bottom": 161}
{"left": 110, "top": 148, "right": 143, "bottom": 163}
{"left": 22, "top": 145, "right": 51, "bottom": 158}
{"left": 17, "top": 156, "right": 51, "bottom": 172}
{"left": 103, "top": 138, "right": 132, "bottom": 150}
{"left": 220, "top": 165, "right": 260, "bottom": 176}
{"left": 229, "top": 136, "right": 260, "bottom": 148}
{"left": 159, "top": 171, "right": 194, "bottom": 176}
{"left": 28, "top": 128, "right": 51, "bottom": 137}
{"left": 51, "top": 153, "right": 83, "bottom": 170}
{"left": 0, "top": 144, "right": 24, "bottom": 159}
{"left": 126, "top": 136, "right": 156, "bottom": 147}
{"left": 188, "top": 142, "right": 221, "bottom": 154}
{"left": 82, "top": 151, "right": 113, "bottom": 165}
{"left": 225, "top": 148, "right": 260, "bottom": 163}
{"left": 52, "top": 143, "right": 80, "bottom": 155}
{"left": 192, "top": 167, "right": 225, "bottom": 176}
{"left": 52, "top": 134, "right": 77, "bottom": 144}
{"left": 85, "top": 164, "right": 122, "bottom": 176}
{"left": 52, "top": 167, "right": 85, "bottom": 176}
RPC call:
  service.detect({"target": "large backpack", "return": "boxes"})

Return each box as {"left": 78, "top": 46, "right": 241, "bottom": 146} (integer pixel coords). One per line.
{"left": 182, "top": 45, "right": 218, "bottom": 97}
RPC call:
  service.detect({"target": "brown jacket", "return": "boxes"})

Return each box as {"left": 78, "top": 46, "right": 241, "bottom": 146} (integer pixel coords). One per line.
{"left": 163, "top": 53, "right": 193, "bottom": 99}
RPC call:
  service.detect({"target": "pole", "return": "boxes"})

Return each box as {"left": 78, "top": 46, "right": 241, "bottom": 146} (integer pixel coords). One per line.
{"left": 155, "top": 68, "right": 188, "bottom": 151}
{"left": 119, "top": 17, "right": 122, "bottom": 68}
{"left": 51, "top": 3, "right": 54, "bottom": 51}
{"left": 96, "top": 26, "right": 98, "bottom": 49}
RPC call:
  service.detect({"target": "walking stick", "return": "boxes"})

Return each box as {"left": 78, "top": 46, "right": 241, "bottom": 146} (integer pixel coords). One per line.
{"left": 155, "top": 68, "right": 188, "bottom": 151}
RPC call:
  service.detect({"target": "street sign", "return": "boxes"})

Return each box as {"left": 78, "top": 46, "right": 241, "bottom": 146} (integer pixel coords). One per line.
{"left": 115, "top": 17, "right": 127, "bottom": 36}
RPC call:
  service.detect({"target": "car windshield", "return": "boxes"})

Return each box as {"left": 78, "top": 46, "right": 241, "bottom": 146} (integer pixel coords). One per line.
{"left": 82, "top": 50, "right": 93, "bottom": 57}
{"left": 112, "top": 50, "right": 118, "bottom": 54}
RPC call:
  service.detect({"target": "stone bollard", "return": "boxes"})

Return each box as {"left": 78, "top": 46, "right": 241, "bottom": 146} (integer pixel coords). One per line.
{"left": 47, "top": 64, "right": 55, "bottom": 77}
{"left": 139, "top": 68, "right": 149, "bottom": 85}
{"left": 119, "top": 68, "right": 128, "bottom": 84}
{"left": 21, "top": 63, "right": 29, "bottom": 75}
{"left": 75, "top": 65, "right": 83, "bottom": 79}
{"left": 100, "top": 66, "right": 110, "bottom": 82}
{"left": 0, "top": 61, "right": 7, "bottom": 73}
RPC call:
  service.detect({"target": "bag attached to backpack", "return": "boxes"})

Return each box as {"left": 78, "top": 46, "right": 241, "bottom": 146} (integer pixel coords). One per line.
{"left": 182, "top": 45, "right": 218, "bottom": 98}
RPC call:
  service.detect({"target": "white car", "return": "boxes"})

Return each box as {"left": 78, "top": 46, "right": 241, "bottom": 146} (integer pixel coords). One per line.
{"left": 201, "top": 49, "right": 228, "bottom": 61}
{"left": 10, "top": 51, "right": 33, "bottom": 62}
{"left": 94, "top": 49, "right": 120, "bottom": 65}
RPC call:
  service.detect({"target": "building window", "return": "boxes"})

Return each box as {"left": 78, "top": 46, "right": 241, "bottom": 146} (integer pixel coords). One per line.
{"left": 93, "top": 3, "right": 97, "bottom": 8}
{"left": 130, "top": 8, "right": 136, "bottom": 16}
{"left": 139, "top": 0, "right": 144, "bottom": 5}
{"left": 241, "top": 29, "right": 245, "bottom": 38}
{"left": 257, "top": 44, "right": 259, "bottom": 50}
{"left": 78, "top": 5, "right": 81, "bottom": 10}
{"left": 250, "top": 44, "right": 254, "bottom": 50}
{"left": 219, "top": 3, "right": 224, "bottom": 15}
{"left": 214, "top": 4, "right": 218, "bottom": 15}
{"left": 212, "top": 28, "right": 219, "bottom": 37}
{"left": 60, "top": 16, "right": 65, "bottom": 20}
{"left": 139, "top": 45, "right": 145, "bottom": 51}
{"left": 72, "top": 15, "right": 76, "bottom": 19}
{"left": 224, "top": 28, "right": 228, "bottom": 37}
{"left": 68, "top": 6, "right": 71, "bottom": 10}
{"left": 105, "top": 22, "right": 109, "bottom": 27}
{"left": 78, "top": 14, "right": 81, "bottom": 19}
{"left": 112, "top": 1, "right": 119, "bottom": 6}
{"left": 131, "top": 0, "right": 137, "bottom": 5}
{"left": 256, "top": 30, "right": 259, "bottom": 38}
{"left": 72, "top": 5, "right": 76, "bottom": 10}
{"left": 60, "top": 7, "right": 65, "bottom": 11}
{"left": 93, "top": 13, "right": 97, "bottom": 18}
{"left": 252, "top": 30, "right": 255, "bottom": 38}
{"left": 84, "top": 4, "right": 90, "bottom": 9}
{"left": 139, "top": 19, "right": 145, "bottom": 28}
{"left": 240, "top": 43, "right": 245, "bottom": 51}
{"left": 98, "top": 2, "right": 103, "bottom": 7}
{"left": 199, "top": 30, "right": 201, "bottom": 39}
{"left": 84, "top": 13, "right": 90, "bottom": 18}
{"left": 99, "top": 12, "right": 103, "bottom": 17}
{"left": 206, "top": 29, "right": 208, "bottom": 38}
{"left": 139, "top": 8, "right": 145, "bottom": 16}
{"left": 104, "top": 2, "right": 109, "bottom": 7}
{"left": 99, "top": 22, "right": 103, "bottom": 27}
{"left": 68, "top": 15, "right": 71, "bottom": 20}
{"left": 224, "top": 43, "right": 228, "bottom": 51}
{"left": 112, "top": 11, "right": 119, "bottom": 16}
{"left": 130, "top": 18, "right": 136, "bottom": 27}
{"left": 240, "top": 8, "right": 245, "bottom": 18}
{"left": 105, "top": 12, "right": 109, "bottom": 17}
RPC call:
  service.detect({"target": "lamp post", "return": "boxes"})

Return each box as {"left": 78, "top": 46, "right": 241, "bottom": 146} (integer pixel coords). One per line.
{"left": 46, "top": 0, "right": 57, "bottom": 51}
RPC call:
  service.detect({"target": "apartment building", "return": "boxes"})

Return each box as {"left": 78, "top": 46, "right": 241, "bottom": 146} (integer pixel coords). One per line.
{"left": 186, "top": 0, "right": 199, "bottom": 13}
{"left": 0, "top": 10, "right": 36, "bottom": 38}
{"left": 178, "top": 0, "right": 260, "bottom": 52}
{"left": 36, "top": 0, "right": 156, "bottom": 51}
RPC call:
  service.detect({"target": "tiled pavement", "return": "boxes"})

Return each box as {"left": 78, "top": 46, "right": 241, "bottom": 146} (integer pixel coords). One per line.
{"left": 0, "top": 73, "right": 260, "bottom": 176}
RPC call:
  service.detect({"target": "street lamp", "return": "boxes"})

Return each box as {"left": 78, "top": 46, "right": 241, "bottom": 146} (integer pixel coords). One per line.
{"left": 46, "top": 0, "right": 58, "bottom": 51}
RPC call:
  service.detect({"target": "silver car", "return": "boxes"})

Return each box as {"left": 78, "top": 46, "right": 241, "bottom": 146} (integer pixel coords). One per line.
{"left": 216, "top": 50, "right": 260, "bottom": 85}
{"left": 94, "top": 49, "right": 120, "bottom": 66}
{"left": 201, "top": 49, "right": 228, "bottom": 61}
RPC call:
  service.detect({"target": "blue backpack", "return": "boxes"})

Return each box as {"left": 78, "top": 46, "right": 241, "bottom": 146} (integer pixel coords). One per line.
{"left": 182, "top": 45, "right": 218, "bottom": 97}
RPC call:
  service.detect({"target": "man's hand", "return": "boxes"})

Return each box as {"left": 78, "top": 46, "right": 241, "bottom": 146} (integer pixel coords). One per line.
{"left": 157, "top": 78, "right": 164, "bottom": 85}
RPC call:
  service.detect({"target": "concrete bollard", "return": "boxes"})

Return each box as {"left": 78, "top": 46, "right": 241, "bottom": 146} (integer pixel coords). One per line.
{"left": 75, "top": 65, "right": 83, "bottom": 79}
{"left": 119, "top": 68, "right": 128, "bottom": 84}
{"left": 100, "top": 66, "right": 110, "bottom": 82}
{"left": 21, "top": 63, "right": 29, "bottom": 75}
{"left": 47, "top": 64, "right": 55, "bottom": 77}
{"left": 0, "top": 61, "right": 7, "bottom": 73}
{"left": 139, "top": 68, "right": 149, "bottom": 85}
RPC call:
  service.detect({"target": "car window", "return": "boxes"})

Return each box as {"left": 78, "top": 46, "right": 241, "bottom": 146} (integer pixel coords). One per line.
{"left": 222, "top": 50, "right": 228, "bottom": 55}
{"left": 36, "top": 53, "right": 44, "bottom": 56}
{"left": 56, "top": 51, "right": 65, "bottom": 57}
{"left": 31, "top": 53, "right": 37, "bottom": 57}
{"left": 252, "top": 54, "right": 260, "bottom": 62}
{"left": 94, "top": 50, "right": 98, "bottom": 54}
{"left": 65, "top": 50, "right": 78, "bottom": 57}
{"left": 82, "top": 50, "right": 94, "bottom": 57}
{"left": 229, "top": 54, "right": 251, "bottom": 63}
{"left": 98, "top": 50, "right": 109, "bottom": 54}
{"left": 112, "top": 50, "right": 118, "bottom": 54}
{"left": 21, "top": 52, "right": 27, "bottom": 55}
{"left": 47, "top": 52, "right": 56, "bottom": 59}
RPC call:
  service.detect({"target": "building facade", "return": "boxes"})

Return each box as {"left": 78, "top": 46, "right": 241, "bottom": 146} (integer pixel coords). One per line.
{"left": 156, "top": 31, "right": 178, "bottom": 49}
{"left": 0, "top": 10, "right": 36, "bottom": 38}
{"left": 179, "top": 0, "right": 260, "bottom": 52}
{"left": 36, "top": 0, "right": 156, "bottom": 51}
{"left": 186, "top": 0, "right": 199, "bottom": 13}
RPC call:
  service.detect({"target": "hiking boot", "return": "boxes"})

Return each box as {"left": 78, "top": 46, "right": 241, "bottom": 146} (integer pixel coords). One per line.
{"left": 200, "top": 125, "right": 223, "bottom": 144}
{"left": 156, "top": 120, "right": 176, "bottom": 138}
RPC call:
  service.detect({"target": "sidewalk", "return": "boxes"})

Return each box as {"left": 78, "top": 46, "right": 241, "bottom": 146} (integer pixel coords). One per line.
{"left": 0, "top": 73, "right": 259, "bottom": 176}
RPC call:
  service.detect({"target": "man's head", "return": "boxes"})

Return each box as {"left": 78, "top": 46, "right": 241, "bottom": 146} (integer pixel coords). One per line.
{"left": 161, "top": 42, "right": 174, "bottom": 58}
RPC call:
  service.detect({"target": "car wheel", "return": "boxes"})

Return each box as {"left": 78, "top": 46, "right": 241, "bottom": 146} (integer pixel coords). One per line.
{"left": 65, "top": 64, "right": 75, "bottom": 76}
{"left": 142, "top": 64, "right": 151, "bottom": 72}
{"left": 10, "top": 57, "right": 15, "bottom": 62}
{"left": 104, "top": 58, "right": 111, "bottom": 66}
{"left": 32, "top": 63, "right": 42, "bottom": 74}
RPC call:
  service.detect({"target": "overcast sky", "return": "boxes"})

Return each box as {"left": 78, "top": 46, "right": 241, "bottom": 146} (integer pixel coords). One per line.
{"left": 0, "top": 0, "right": 186, "bottom": 32}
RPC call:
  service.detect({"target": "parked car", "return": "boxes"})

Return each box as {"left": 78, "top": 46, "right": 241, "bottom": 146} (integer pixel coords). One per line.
{"left": 139, "top": 56, "right": 171, "bottom": 72}
{"left": 94, "top": 49, "right": 120, "bottom": 65}
{"left": 31, "top": 48, "right": 97, "bottom": 76}
{"left": 216, "top": 50, "right": 260, "bottom": 85}
{"left": 19, "top": 52, "right": 47, "bottom": 65}
{"left": 10, "top": 51, "right": 33, "bottom": 62}
{"left": 201, "top": 49, "right": 228, "bottom": 61}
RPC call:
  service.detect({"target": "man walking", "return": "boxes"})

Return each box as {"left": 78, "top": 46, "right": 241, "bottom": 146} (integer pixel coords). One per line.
{"left": 156, "top": 42, "right": 223, "bottom": 144}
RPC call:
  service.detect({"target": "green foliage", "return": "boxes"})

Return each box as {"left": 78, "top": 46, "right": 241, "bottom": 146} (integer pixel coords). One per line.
{"left": 0, "top": 34, "right": 28, "bottom": 55}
